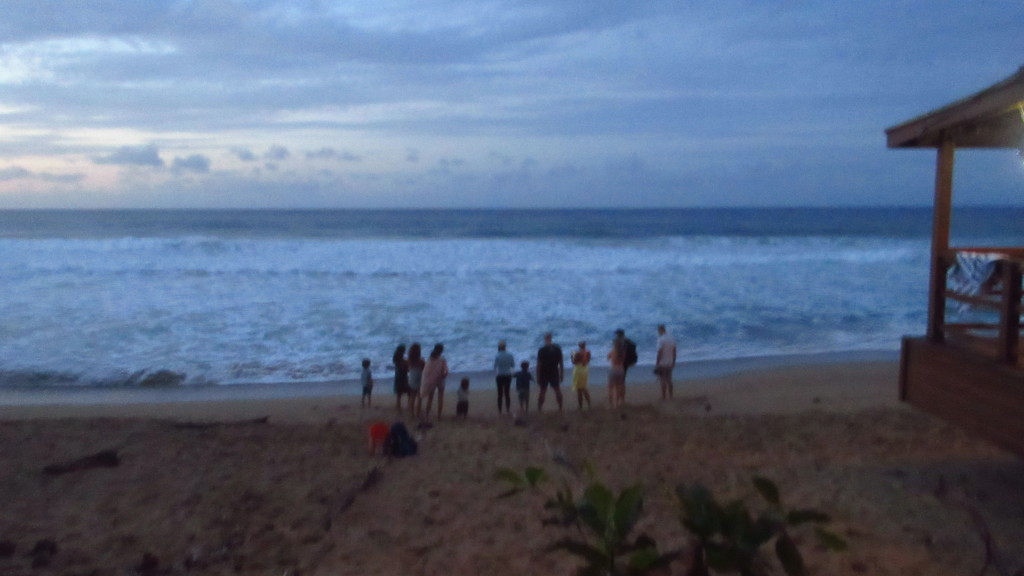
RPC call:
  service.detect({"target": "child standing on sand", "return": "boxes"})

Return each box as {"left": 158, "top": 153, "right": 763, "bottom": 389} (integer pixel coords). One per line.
{"left": 360, "top": 358, "right": 374, "bottom": 408}
{"left": 571, "top": 341, "right": 592, "bottom": 409}
{"left": 456, "top": 377, "right": 470, "bottom": 419}
{"left": 514, "top": 361, "right": 533, "bottom": 415}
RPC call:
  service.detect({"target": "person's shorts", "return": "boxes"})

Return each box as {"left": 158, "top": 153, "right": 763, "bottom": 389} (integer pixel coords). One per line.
{"left": 362, "top": 385, "right": 373, "bottom": 396}
{"left": 456, "top": 400, "right": 468, "bottom": 416}
{"left": 517, "top": 389, "right": 530, "bottom": 402}
{"left": 607, "top": 366, "right": 625, "bottom": 387}
{"left": 538, "top": 374, "right": 560, "bottom": 390}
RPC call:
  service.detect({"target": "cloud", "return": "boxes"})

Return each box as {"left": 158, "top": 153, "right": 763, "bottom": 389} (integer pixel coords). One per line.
{"left": 0, "top": 165, "right": 84, "bottom": 184}
{"left": 231, "top": 147, "right": 257, "bottom": 162}
{"left": 0, "top": 1, "right": 1021, "bottom": 208}
{"left": 172, "top": 154, "right": 211, "bottom": 174}
{"left": 0, "top": 166, "right": 32, "bottom": 181}
{"left": 94, "top": 144, "right": 164, "bottom": 167}
{"left": 305, "top": 147, "right": 360, "bottom": 161}
{"left": 264, "top": 145, "right": 290, "bottom": 161}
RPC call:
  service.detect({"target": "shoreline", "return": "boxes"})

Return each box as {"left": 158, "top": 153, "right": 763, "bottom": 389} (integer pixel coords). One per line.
{"left": 0, "top": 349, "right": 899, "bottom": 421}
{"left": 0, "top": 349, "right": 896, "bottom": 402}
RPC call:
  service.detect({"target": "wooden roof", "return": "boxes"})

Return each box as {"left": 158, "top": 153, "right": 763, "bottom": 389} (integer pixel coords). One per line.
{"left": 886, "top": 66, "right": 1024, "bottom": 149}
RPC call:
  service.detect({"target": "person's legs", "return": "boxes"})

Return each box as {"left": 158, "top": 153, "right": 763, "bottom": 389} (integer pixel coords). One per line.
{"left": 608, "top": 368, "right": 624, "bottom": 408}
{"left": 500, "top": 377, "right": 512, "bottom": 412}
{"left": 420, "top": 379, "right": 436, "bottom": 421}
{"left": 422, "top": 391, "right": 434, "bottom": 421}
{"left": 552, "top": 384, "right": 563, "bottom": 411}
{"left": 537, "top": 380, "right": 548, "bottom": 412}
{"left": 436, "top": 386, "right": 445, "bottom": 420}
{"left": 496, "top": 375, "right": 511, "bottom": 413}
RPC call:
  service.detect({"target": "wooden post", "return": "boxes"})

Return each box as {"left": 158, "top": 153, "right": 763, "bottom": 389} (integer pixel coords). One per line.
{"left": 998, "top": 261, "right": 1021, "bottom": 364}
{"left": 927, "top": 138, "right": 955, "bottom": 342}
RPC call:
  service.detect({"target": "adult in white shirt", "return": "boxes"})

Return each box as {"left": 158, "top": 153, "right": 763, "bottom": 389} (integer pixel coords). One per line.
{"left": 655, "top": 325, "right": 677, "bottom": 400}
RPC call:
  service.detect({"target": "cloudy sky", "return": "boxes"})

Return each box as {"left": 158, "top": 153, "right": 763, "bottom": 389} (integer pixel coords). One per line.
{"left": 0, "top": 1, "right": 1021, "bottom": 209}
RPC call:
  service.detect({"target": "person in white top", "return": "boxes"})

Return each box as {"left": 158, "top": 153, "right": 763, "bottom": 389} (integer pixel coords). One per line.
{"left": 655, "top": 325, "right": 677, "bottom": 400}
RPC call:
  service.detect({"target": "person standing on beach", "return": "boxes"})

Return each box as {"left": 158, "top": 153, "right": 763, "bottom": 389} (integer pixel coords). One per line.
{"left": 655, "top": 325, "right": 677, "bottom": 400}
{"left": 616, "top": 328, "right": 638, "bottom": 381}
{"left": 535, "top": 332, "right": 564, "bottom": 412}
{"left": 407, "top": 343, "right": 425, "bottom": 419}
{"left": 360, "top": 358, "right": 374, "bottom": 408}
{"left": 514, "top": 360, "right": 533, "bottom": 415}
{"left": 571, "top": 340, "right": 592, "bottom": 409}
{"left": 392, "top": 344, "right": 410, "bottom": 414}
{"left": 420, "top": 343, "right": 449, "bottom": 421}
{"left": 493, "top": 341, "right": 515, "bottom": 415}
{"left": 607, "top": 335, "right": 626, "bottom": 408}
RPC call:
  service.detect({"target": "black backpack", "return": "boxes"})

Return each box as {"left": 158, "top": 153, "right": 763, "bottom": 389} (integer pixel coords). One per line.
{"left": 386, "top": 422, "right": 418, "bottom": 457}
{"left": 623, "top": 338, "right": 638, "bottom": 367}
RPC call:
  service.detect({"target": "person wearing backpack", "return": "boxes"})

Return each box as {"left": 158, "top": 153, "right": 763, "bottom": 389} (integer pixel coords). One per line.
{"left": 655, "top": 324, "right": 677, "bottom": 400}
{"left": 607, "top": 332, "right": 626, "bottom": 408}
{"left": 616, "top": 329, "right": 638, "bottom": 378}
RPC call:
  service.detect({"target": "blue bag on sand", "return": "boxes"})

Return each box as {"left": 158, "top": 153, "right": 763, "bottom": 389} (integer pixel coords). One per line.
{"left": 386, "top": 422, "right": 418, "bottom": 457}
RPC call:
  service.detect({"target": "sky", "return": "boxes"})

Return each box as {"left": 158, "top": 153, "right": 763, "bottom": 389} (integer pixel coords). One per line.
{"left": 0, "top": 0, "right": 1022, "bottom": 209}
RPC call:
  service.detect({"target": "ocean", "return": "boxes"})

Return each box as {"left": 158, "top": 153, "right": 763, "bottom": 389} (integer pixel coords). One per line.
{"left": 2, "top": 207, "right": 1022, "bottom": 390}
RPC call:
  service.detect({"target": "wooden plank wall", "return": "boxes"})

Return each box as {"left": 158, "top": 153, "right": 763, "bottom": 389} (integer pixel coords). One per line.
{"left": 900, "top": 337, "right": 1024, "bottom": 457}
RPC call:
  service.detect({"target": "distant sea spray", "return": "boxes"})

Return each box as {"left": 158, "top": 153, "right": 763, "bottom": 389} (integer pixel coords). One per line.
{"left": 1, "top": 207, "right": 1022, "bottom": 388}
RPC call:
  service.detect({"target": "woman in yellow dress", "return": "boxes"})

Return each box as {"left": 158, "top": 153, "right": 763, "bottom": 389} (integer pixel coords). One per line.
{"left": 571, "top": 341, "right": 592, "bottom": 410}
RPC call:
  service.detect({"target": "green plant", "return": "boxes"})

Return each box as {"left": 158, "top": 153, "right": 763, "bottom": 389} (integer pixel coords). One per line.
{"left": 676, "top": 476, "right": 846, "bottom": 576}
{"left": 497, "top": 467, "right": 845, "bottom": 576}
{"left": 547, "top": 481, "right": 679, "bottom": 576}
{"left": 497, "top": 466, "right": 677, "bottom": 576}
{"left": 494, "top": 465, "right": 547, "bottom": 497}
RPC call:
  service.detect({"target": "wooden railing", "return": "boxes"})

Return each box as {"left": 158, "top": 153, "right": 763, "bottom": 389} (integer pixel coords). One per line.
{"left": 933, "top": 248, "right": 1024, "bottom": 364}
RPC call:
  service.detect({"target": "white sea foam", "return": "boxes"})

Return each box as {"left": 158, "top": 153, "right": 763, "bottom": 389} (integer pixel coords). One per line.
{"left": 0, "top": 231, "right": 931, "bottom": 387}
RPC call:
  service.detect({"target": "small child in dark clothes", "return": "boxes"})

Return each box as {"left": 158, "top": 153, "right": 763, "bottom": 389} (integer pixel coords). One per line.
{"left": 514, "top": 361, "right": 533, "bottom": 415}
{"left": 360, "top": 358, "right": 373, "bottom": 408}
{"left": 456, "top": 377, "right": 470, "bottom": 419}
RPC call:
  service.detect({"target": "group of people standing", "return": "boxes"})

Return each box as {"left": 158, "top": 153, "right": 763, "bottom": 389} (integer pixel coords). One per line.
{"left": 495, "top": 326, "right": 678, "bottom": 415}
{"left": 381, "top": 325, "right": 678, "bottom": 422}
{"left": 390, "top": 342, "right": 450, "bottom": 421}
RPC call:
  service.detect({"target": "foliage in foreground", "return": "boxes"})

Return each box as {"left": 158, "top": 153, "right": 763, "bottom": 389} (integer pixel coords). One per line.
{"left": 496, "top": 467, "right": 846, "bottom": 576}
{"left": 677, "top": 476, "right": 846, "bottom": 576}
{"left": 498, "top": 465, "right": 677, "bottom": 576}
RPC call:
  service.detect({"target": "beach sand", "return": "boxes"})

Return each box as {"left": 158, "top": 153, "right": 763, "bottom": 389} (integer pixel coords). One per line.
{"left": 1, "top": 360, "right": 1022, "bottom": 575}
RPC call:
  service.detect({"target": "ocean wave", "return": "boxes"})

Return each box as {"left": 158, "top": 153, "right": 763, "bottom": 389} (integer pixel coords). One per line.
{"left": 0, "top": 210, "right": 969, "bottom": 388}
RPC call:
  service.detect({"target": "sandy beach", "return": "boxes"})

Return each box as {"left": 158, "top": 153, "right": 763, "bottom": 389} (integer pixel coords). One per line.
{"left": 1, "top": 359, "right": 1021, "bottom": 575}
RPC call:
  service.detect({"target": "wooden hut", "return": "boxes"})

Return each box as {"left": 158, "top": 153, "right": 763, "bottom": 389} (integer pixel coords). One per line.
{"left": 886, "top": 66, "right": 1024, "bottom": 456}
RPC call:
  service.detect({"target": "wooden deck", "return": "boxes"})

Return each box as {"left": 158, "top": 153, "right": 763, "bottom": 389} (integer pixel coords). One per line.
{"left": 900, "top": 337, "right": 1024, "bottom": 457}
{"left": 887, "top": 67, "right": 1024, "bottom": 459}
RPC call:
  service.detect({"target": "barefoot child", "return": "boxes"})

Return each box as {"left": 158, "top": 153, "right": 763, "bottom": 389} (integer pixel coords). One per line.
{"left": 514, "top": 361, "right": 533, "bottom": 415}
{"left": 360, "top": 358, "right": 374, "bottom": 408}
{"left": 571, "top": 341, "right": 592, "bottom": 409}
{"left": 456, "top": 377, "right": 470, "bottom": 419}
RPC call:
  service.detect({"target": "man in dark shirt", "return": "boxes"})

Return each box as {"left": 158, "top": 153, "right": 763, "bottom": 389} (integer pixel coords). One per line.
{"left": 535, "top": 332, "right": 564, "bottom": 412}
